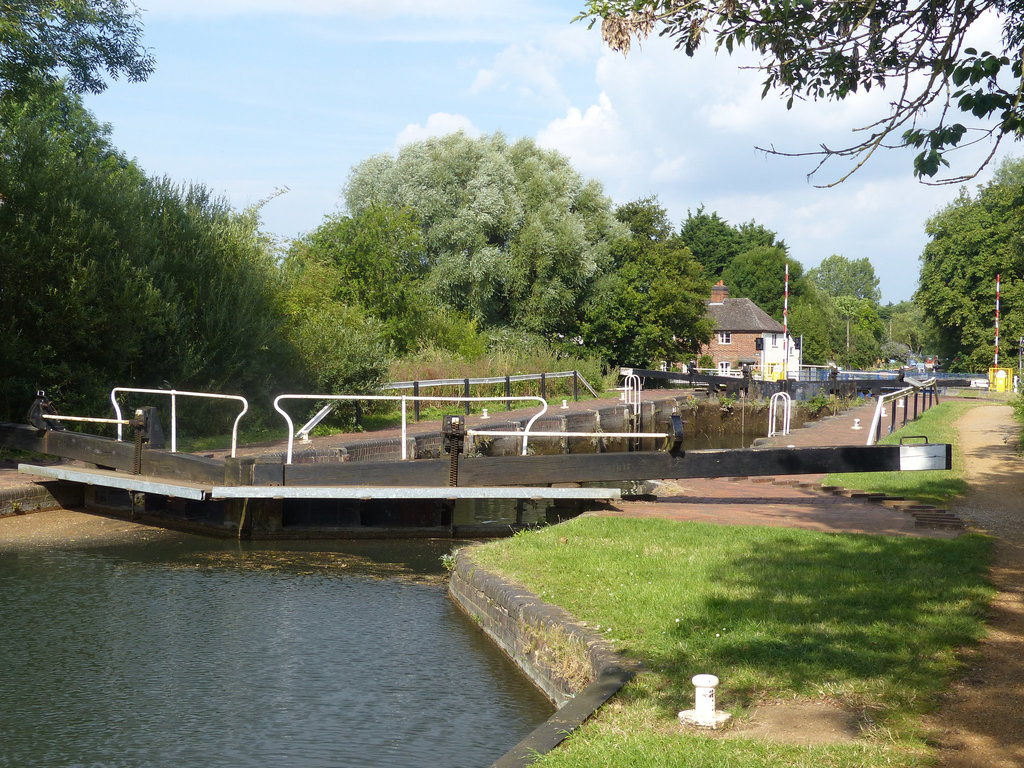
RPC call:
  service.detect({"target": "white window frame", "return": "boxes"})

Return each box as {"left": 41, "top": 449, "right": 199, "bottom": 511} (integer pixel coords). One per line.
{"left": 717, "top": 361, "right": 731, "bottom": 374}
{"left": 717, "top": 331, "right": 732, "bottom": 345}
{"left": 771, "top": 333, "right": 778, "bottom": 347}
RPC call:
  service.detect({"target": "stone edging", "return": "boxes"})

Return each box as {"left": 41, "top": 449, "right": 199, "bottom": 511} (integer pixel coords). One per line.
{"left": 448, "top": 548, "right": 640, "bottom": 767}
{"left": 0, "top": 480, "right": 83, "bottom": 518}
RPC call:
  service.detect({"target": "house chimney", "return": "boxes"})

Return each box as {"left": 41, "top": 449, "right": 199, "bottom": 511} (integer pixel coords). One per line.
{"left": 710, "top": 281, "right": 729, "bottom": 303}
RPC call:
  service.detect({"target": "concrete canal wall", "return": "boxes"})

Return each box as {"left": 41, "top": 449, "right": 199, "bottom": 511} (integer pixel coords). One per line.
{"left": 448, "top": 548, "right": 638, "bottom": 766}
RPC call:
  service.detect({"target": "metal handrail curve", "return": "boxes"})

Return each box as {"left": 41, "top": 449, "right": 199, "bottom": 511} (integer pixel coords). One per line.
{"left": 273, "top": 394, "right": 549, "bottom": 464}
{"left": 768, "top": 391, "right": 792, "bottom": 437}
{"left": 622, "top": 373, "right": 641, "bottom": 416}
{"left": 865, "top": 377, "right": 937, "bottom": 446}
{"left": 111, "top": 387, "right": 249, "bottom": 457}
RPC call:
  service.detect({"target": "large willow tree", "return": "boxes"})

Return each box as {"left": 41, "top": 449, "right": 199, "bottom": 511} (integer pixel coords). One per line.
{"left": 342, "top": 132, "right": 626, "bottom": 341}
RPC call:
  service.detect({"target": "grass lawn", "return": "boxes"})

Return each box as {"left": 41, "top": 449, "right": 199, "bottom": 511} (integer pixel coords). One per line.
{"left": 824, "top": 399, "right": 977, "bottom": 505}
{"left": 470, "top": 517, "right": 993, "bottom": 767}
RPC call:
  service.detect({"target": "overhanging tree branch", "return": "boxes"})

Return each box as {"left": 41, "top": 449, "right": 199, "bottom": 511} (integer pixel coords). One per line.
{"left": 577, "top": 0, "right": 1020, "bottom": 183}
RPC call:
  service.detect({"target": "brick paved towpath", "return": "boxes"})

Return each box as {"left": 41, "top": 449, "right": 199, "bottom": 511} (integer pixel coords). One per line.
{"left": 599, "top": 398, "right": 965, "bottom": 540}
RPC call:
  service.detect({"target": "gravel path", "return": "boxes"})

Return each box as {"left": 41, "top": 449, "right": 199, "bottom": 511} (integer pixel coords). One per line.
{"left": 927, "top": 404, "right": 1024, "bottom": 768}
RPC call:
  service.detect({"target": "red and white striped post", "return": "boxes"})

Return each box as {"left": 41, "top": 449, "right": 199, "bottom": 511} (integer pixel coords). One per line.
{"left": 782, "top": 263, "right": 789, "bottom": 380}
{"left": 995, "top": 273, "right": 1001, "bottom": 366}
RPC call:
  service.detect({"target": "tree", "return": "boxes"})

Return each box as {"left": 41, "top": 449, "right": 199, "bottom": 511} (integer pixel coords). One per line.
{"left": 343, "top": 131, "right": 624, "bottom": 340}
{"left": 808, "top": 254, "right": 882, "bottom": 302}
{"left": 277, "top": 256, "right": 392, "bottom": 400}
{"left": 289, "top": 203, "right": 428, "bottom": 354}
{"left": 677, "top": 207, "right": 786, "bottom": 279}
{"left": 0, "top": 88, "right": 293, "bottom": 424}
{"left": 834, "top": 296, "right": 886, "bottom": 368}
{"left": 615, "top": 194, "right": 674, "bottom": 240}
{"left": 879, "top": 300, "right": 938, "bottom": 358}
{"left": 916, "top": 156, "right": 1024, "bottom": 370}
{"left": 788, "top": 284, "right": 844, "bottom": 365}
{"left": 735, "top": 220, "right": 787, "bottom": 254}
{"left": 720, "top": 245, "right": 804, "bottom": 320}
{"left": 678, "top": 206, "right": 740, "bottom": 276}
{"left": 577, "top": 0, "right": 1024, "bottom": 183}
{"left": 582, "top": 197, "right": 712, "bottom": 366}
{"left": 0, "top": 0, "right": 153, "bottom": 99}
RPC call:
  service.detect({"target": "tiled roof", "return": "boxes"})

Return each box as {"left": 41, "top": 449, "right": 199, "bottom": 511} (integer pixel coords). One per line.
{"left": 706, "top": 298, "right": 784, "bottom": 333}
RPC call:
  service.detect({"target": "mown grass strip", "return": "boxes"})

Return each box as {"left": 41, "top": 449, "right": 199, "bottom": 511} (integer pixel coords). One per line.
{"left": 824, "top": 400, "right": 976, "bottom": 505}
{"left": 472, "top": 516, "right": 992, "bottom": 767}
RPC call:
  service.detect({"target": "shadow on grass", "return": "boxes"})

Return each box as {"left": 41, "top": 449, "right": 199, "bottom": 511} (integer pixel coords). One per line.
{"left": 634, "top": 530, "right": 993, "bottom": 717}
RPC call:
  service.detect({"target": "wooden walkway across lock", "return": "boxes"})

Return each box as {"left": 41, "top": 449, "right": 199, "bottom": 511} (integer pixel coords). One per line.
{"left": 2, "top": 419, "right": 950, "bottom": 504}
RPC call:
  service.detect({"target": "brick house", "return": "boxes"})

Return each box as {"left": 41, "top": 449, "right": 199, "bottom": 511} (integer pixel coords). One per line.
{"left": 700, "top": 281, "right": 799, "bottom": 378}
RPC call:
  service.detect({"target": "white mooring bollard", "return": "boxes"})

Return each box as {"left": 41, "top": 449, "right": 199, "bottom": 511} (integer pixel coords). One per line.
{"left": 852, "top": 418, "right": 862, "bottom": 430}
{"left": 481, "top": 408, "right": 489, "bottom": 420}
{"left": 678, "top": 674, "right": 731, "bottom": 729}
{"left": 561, "top": 399, "right": 568, "bottom": 409}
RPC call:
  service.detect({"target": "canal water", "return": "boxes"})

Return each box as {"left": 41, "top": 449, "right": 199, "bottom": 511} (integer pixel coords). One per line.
{"left": 0, "top": 534, "right": 553, "bottom": 767}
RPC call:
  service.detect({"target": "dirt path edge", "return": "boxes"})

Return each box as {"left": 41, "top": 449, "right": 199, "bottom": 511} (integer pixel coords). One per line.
{"left": 927, "top": 404, "right": 1024, "bottom": 768}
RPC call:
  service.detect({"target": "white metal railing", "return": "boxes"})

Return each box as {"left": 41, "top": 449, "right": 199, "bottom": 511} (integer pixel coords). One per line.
{"left": 42, "top": 414, "right": 129, "bottom": 426}
{"left": 622, "top": 372, "right": 641, "bottom": 415}
{"left": 467, "top": 429, "right": 669, "bottom": 441}
{"left": 768, "top": 392, "right": 792, "bottom": 437}
{"left": 865, "top": 377, "right": 937, "bottom": 446}
{"left": 296, "top": 405, "right": 334, "bottom": 442}
{"left": 111, "top": 387, "right": 249, "bottom": 457}
{"left": 273, "top": 394, "right": 549, "bottom": 464}
{"left": 385, "top": 370, "right": 600, "bottom": 398}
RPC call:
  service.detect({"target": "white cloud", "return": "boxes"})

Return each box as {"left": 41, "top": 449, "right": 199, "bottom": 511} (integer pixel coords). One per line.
{"left": 469, "top": 28, "right": 599, "bottom": 105}
{"left": 470, "top": 43, "right": 566, "bottom": 103}
{"left": 536, "top": 92, "right": 645, "bottom": 180}
{"left": 395, "top": 113, "right": 482, "bottom": 147}
{"left": 649, "top": 154, "right": 689, "bottom": 183}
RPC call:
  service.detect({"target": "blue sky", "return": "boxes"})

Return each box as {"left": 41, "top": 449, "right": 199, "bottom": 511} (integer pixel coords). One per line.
{"left": 83, "top": 0, "right": 1016, "bottom": 304}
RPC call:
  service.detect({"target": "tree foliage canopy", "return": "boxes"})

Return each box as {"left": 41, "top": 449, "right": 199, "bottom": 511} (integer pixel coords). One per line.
{"left": 343, "top": 132, "right": 625, "bottom": 341}
{"left": 721, "top": 244, "right": 803, "bottom": 319}
{"left": 0, "top": 88, "right": 294, "bottom": 422}
{"left": 679, "top": 206, "right": 787, "bottom": 277}
{"left": 578, "top": 0, "right": 1024, "bottom": 183}
{"left": 581, "top": 197, "right": 712, "bottom": 365}
{"left": 0, "top": 0, "right": 153, "bottom": 98}
{"left": 916, "top": 155, "right": 1023, "bottom": 370}
{"left": 808, "top": 254, "right": 882, "bottom": 302}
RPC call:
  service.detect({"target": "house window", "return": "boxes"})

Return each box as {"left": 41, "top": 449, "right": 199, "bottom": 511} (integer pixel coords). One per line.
{"left": 718, "top": 361, "right": 731, "bottom": 374}
{"left": 717, "top": 332, "right": 731, "bottom": 344}
{"left": 771, "top": 333, "right": 778, "bottom": 347}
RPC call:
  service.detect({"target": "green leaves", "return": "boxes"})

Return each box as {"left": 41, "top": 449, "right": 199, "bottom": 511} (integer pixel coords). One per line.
{"left": 913, "top": 149, "right": 950, "bottom": 179}
{"left": 582, "top": 199, "right": 712, "bottom": 366}
{"left": 916, "top": 156, "right": 1024, "bottom": 370}
{"left": 578, "top": 0, "right": 1024, "bottom": 182}
{"left": 807, "top": 254, "right": 881, "bottom": 302}
{"left": 0, "top": 88, "right": 293, "bottom": 423}
{"left": 0, "top": 0, "right": 154, "bottom": 99}
{"left": 342, "top": 133, "right": 621, "bottom": 342}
